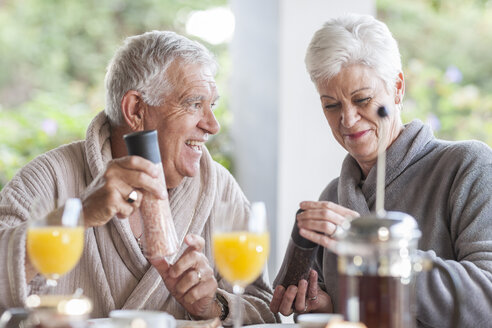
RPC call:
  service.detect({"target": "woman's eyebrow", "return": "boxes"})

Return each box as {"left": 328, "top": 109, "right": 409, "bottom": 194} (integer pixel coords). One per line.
{"left": 351, "top": 87, "right": 372, "bottom": 95}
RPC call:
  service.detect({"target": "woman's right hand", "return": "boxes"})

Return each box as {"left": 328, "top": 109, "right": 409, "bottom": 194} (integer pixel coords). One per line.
{"left": 81, "top": 156, "right": 167, "bottom": 228}
{"left": 297, "top": 201, "right": 359, "bottom": 249}
{"left": 269, "top": 269, "right": 333, "bottom": 315}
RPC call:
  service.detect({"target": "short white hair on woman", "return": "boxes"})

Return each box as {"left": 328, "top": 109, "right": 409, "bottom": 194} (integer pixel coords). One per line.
{"left": 305, "top": 13, "right": 401, "bottom": 92}
{"left": 104, "top": 31, "right": 218, "bottom": 126}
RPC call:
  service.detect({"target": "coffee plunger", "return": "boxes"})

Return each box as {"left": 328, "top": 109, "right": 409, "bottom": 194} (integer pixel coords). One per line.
{"left": 333, "top": 106, "right": 422, "bottom": 328}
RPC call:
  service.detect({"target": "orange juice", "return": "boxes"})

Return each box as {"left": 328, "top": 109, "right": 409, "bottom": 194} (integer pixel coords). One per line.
{"left": 213, "top": 231, "right": 269, "bottom": 286}
{"left": 27, "top": 226, "right": 84, "bottom": 279}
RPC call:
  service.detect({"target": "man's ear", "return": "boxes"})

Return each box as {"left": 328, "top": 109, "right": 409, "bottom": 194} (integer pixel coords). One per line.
{"left": 121, "top": 90, "right": 145, "bottom": 131}
{"left": 395, "top": 71, "right": 405, "bottom": 104}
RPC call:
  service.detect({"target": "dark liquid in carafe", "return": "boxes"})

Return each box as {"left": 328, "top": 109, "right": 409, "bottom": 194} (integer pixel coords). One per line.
{"left": 338, "top": 274, "right": 415, "bottom": 328}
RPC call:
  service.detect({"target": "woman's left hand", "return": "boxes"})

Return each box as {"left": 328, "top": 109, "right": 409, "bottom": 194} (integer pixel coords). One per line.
{"left": 270, "top": 269, "right": 332, "bottom": 315}
{"left": 150, "top": 234, "right": 220, "bottom": 319}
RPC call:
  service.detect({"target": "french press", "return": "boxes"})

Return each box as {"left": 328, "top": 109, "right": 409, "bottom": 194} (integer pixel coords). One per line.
{"left": 334, "top": 211, "right": 422, "bottom": 328}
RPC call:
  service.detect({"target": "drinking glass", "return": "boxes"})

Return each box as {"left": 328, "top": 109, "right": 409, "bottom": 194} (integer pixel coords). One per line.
{"left": 212, "top": 201, "right": 270, "bottom": 328}
{"left": 27, "top": 198, "right": 85, "bottom": 288}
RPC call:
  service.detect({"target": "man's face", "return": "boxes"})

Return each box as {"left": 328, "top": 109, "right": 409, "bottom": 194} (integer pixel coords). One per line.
{"left": 144, "top": 61, "right": 220, "bottom": 188}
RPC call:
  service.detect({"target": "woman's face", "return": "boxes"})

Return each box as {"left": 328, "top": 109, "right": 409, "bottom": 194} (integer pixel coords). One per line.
{"left": 316, "top": 64, "right": 404, "bottom": 176}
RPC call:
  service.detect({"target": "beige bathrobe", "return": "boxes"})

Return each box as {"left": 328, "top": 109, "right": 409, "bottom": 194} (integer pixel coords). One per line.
{"left": 0, "top": 112, "right": 277, "bottom": 324}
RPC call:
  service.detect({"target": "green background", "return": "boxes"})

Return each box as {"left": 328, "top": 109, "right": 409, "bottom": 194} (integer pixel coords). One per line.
{"left": 0, "top": 0, "right": 490, "bottom": 189}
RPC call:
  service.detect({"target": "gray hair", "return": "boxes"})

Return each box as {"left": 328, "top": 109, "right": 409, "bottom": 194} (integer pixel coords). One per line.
{"left": 305, "top": 13, "right": 402, "bottom": 92}
{"left": 104, "top": 30, "right": 218, "bottom": 126}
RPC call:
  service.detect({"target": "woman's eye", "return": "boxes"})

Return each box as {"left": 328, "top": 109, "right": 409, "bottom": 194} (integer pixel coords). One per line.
{"left": 211, "top": 102, "right": 218, "bottom": 111}
{"left": 324, "top": 103, "right": 339, "bottom": 111}
{"left": 355, "top": 97, "right": 371, "bottom": 104}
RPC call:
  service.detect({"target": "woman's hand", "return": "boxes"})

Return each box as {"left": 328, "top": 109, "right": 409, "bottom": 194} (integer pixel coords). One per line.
{"left": 81, "top": 156, "right": 166, "bottom": 228}
{"left": 151, "top": 234, "right": 220, "bottom": 320}
{"left": 270, "top": 270, "right": 332, "bottom": 315}
{"left": 297, "top": 201, "right": 359, "bottom": 249}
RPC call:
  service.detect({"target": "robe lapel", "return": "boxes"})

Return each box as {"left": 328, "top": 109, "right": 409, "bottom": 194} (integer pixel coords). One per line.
{"left": 338, "top": 155, "right": 371, "bottom": 215}
{"left": 340, "top": 120, "right": 432, "bottom": 214}
{"left": 83, "top": 113, "right": 220, "bottom": 310}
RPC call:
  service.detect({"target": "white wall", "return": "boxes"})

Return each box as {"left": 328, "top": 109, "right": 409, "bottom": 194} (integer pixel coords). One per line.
{"left": 276, "top": 1, "right": 375, "bottom": 268}
{"left": 230, "top": 0, "right": 375, "bottom": 284}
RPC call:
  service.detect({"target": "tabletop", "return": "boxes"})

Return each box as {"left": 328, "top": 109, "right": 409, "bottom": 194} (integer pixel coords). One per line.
{"left": 87, "top": 318, "right": 298, "bottom": 328}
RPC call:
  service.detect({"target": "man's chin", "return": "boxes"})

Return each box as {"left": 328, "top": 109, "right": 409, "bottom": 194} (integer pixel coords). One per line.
{"left": 182, "top": 161, "right": 202, "bottom": 178}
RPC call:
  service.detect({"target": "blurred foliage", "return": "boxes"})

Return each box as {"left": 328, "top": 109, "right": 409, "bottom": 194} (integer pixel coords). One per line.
{"left": 2, "top": 1, "right": 491, "bottom": 190}
{"left": 378, "top": 0, "right": 492, "bottom": 145}
{"left": 0, "top": 0, "right": 232, "bottom": 190}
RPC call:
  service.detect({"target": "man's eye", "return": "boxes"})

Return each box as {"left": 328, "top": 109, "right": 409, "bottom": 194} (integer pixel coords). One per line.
{"left": 211, "top": 102, "right": 218, "bottom": 111}
{"left": 189, "top": 102, "right": 202, "bottom": 111}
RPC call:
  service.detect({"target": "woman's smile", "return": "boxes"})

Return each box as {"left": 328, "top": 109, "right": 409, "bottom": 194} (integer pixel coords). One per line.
{"left": 344, "top": 129, "right": 371, "bottom": 140}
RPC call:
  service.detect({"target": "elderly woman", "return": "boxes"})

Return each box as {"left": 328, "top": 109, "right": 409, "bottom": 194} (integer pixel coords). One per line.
{"left": 270, "top": 14, "right": 492, "bottom": 327}
{"left": 0, "top": 31, "right": 277, "bottom": 324}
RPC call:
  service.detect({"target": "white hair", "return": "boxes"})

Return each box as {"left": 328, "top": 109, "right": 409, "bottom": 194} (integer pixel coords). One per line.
{"left": 104, "top": 31, "right": 218, "bottom": 126}
{"left": 305, "top": 13, "right": 402, "bottom": 92}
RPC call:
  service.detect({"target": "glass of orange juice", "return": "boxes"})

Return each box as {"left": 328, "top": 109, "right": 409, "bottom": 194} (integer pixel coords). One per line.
{"left": 213, "top": 201, "right": 269, "bottom": 328}
{"left": 27, "top": 198, "right": 84, "bottom": 288}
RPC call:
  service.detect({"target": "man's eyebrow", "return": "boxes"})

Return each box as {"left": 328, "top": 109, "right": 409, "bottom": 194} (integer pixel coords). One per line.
{"left": 183, "top": 95, "right": 205, "bottom": 102}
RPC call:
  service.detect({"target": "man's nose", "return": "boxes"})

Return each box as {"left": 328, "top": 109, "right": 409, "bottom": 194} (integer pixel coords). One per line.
{"left": 200, "top": 107, "right": 220, "bottom": 135}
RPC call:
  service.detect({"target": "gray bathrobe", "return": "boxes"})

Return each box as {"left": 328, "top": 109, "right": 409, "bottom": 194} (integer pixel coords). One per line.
{"left": 318, "top": 120, "right": 492, "bottom": 327}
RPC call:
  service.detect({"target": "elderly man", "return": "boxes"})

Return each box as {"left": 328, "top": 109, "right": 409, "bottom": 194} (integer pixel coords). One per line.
{"left": 0, "top": 31, "right": 276, "bottom": 324}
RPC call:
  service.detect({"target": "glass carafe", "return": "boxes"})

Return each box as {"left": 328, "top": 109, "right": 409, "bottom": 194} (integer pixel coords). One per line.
{"left": 334, "top": 211, "right": 421, "bottom": 328}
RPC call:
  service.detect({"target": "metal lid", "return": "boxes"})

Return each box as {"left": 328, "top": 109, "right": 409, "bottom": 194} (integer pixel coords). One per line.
{"left": 336, "top": 211, "right": 421, "bottom": 246}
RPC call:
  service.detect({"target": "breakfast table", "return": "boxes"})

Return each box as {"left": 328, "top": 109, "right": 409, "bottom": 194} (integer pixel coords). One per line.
{"left": 85, "top": 318, "right": 298, "bottom": 328}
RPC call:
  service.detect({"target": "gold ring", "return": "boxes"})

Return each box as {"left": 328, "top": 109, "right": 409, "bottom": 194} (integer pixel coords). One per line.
{"left": 127, "top": 190, "right": 138, "bottom": 203}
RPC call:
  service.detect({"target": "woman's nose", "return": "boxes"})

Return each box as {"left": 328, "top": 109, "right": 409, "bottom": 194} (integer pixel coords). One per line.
{"left": 340, "top": 105, "right": 361, "bottom": 128}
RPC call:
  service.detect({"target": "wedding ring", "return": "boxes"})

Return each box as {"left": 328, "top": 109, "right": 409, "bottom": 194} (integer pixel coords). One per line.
{"left": 329, "top": 224, "right": 338, "bottom": 237}
{"left": 308, "top": 296, "right": 318, "bottom": 301}
{"left": 127, "top": 190, "right": 138, "bottom": 204}
{"left": 196, "top": 270, "right": 202, "bottom": 283}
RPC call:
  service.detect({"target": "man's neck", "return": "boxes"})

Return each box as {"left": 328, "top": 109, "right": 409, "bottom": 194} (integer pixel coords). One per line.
{"left": 110, "top": 125, "right": 132, "bottom": 159}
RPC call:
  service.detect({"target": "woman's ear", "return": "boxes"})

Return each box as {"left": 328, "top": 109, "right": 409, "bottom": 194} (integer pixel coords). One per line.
{"left": 395, "top": 72, "right": 405, "bottom": 104}
{"left": 121, "top": 90, "right": 146, "bottom": 131}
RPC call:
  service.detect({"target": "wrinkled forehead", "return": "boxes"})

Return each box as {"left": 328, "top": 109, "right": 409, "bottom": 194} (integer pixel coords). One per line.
{"left": 317, "top": 64, "right": 380, "bottom": 90}
{"left": 167, "top": 60, "right": 217, "bottom": 96}
{"left": 169, "top": 60, "right": 215, "bottom": 83}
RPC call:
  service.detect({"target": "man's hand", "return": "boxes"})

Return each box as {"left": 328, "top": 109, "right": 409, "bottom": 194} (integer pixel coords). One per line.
{"left": 151, "top": 234, "right": 220, "bottom": 319}
{"left": 82, "top": 156, "right": 166, "bottom": 228}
